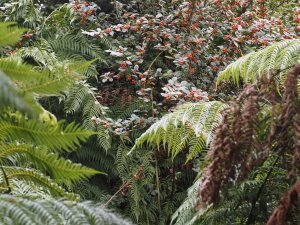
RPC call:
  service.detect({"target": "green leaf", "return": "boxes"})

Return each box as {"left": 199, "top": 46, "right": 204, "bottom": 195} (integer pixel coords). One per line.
{"left": 0, "top": 143, "right": 104, "bottom": 187}
{"left": 0, "top": 116, "right": 95, "bottom": 152}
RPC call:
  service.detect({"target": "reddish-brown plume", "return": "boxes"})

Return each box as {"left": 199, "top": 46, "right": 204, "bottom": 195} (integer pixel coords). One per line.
{"left": 198, "top": 64, "right": 300, "bottom": 224}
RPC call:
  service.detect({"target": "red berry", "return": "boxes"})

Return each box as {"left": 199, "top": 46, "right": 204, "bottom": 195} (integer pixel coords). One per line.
{"left": 24, "top": 34, "right": 31, "bottom": 39}
{"left": 231, "top": 24, "right": 238, "bottom": 31}
{"left": 126, "top": 74, "right": 132, "bottom": 80}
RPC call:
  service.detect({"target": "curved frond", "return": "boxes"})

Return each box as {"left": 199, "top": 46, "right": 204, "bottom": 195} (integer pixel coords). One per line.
{"left": 0, "top": 195, "right": 133, "bottom": 225}
{"left": 46, "top": 34, "right": 107, "bottom": 64}
{"left": 130, "top": 101, "right": 227, "bottom": 161}
{"left": 217, "top": 39, "right": 300, "bottom": 86}
{"left": 0, "top": 116, "right": 94, "bottom": 151}
{"left": 1, "top": 167, "right": 78, "bottom": 200}
{"left": 0, "top": 143, "right": 102, "bottom": 187}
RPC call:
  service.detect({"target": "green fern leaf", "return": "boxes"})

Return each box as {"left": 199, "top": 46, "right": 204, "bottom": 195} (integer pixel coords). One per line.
{"left": 129, "top": 101, "right": 227, "bottom": 161}
{"left": 217, "top": 39, "right": 300, "bottom": 87}
{"left": 0, "top": 116, "right": 95, "bottom": 152}
{"left": 0, "top": 143, "right": 103, "bottom": 187}
{"left": 0, "top": 194, "right": 133, "bottom": 225}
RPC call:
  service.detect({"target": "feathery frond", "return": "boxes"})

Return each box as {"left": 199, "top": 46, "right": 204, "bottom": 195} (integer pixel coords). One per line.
{"left": 46, "top": 34, "right": 107, "bottom": 64}
{"left": 65, "top": 81, "right": 111, "bottom": 150}
{"left": 217, "top": 39, "right": 300, "bottom": 87}
{"left": 130, "top": 101, "right": 227, "bottom": 161}
{"left": 0, "top": 195, "right": 133, "bottom": 225}
{"left": 0, "top": 143, "right": 102, "bottom": 187}
{"left": 0, "top": 166, "right": 78, "bottom": 200}
{"left": 0, "top": 116, "right": 94, "bottom": 152}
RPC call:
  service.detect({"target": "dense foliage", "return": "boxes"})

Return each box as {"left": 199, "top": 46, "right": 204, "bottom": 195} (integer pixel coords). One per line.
{"left": 0, "top": 0, "right": 299, "bottom": 224}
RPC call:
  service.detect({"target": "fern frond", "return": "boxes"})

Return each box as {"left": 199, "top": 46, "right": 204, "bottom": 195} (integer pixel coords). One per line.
{"left": 3, "top": 0, "right": 42, "bottom": 28}
{"left": 0, "top": 116, "right": 94, "bottom": 152}
{"left": 74, "top": 145, "right": 116, "bottom": 175}
{"left": 110, "top": 99, "right": 151, "bottom": 120}
{"left": 217, "top": 39, "right": 300, "bottom": 86}
{"left": 0, "top": 58, "right": 50, "bottom": 83}
{"left": 1, "top": 166, "right": 78, "bottom": 200}
{"left": 46, "top": 34, "right": 107, "bottom": 64}
{"left": 65, "top": 81, "right": 111, "bottom": 150}
{"left": 17, "top": 46, "right": 58, "bottom": 69}
{"left": 0, "top": 143, "right": 102, "bottom": 187}
{"left": 130, "top": 101, "right": 227, "bottom": 161}
{"left": 19, "top": 71, "right": 76, "bottom": 97}
{"left": 0, "top": 57, "right": 94, "bottom": 97}
{"left": 0, "top": 195, "right": 133, "bottom": 225}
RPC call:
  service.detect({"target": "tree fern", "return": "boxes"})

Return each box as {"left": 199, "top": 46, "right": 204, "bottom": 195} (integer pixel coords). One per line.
{"left": 0, "top": 22, "right": 104, "bottom": 199}
{"left": 217, "top": 39, "right": 300, "bottom": 87}
{"left": 0, "top": 194, "right": 133, "bottom": 225}
{"left": 130, "top": 101, "right": 227, "bottom": 161}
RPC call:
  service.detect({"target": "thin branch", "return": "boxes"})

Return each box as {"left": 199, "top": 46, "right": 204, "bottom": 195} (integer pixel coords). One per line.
{"left": 104, "top": 181, "right": 129, "bottom": 206}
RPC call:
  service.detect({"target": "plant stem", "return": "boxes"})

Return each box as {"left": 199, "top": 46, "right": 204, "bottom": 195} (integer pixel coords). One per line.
{"left": 0, "top": 163, "right": 11, "bottom": 194}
